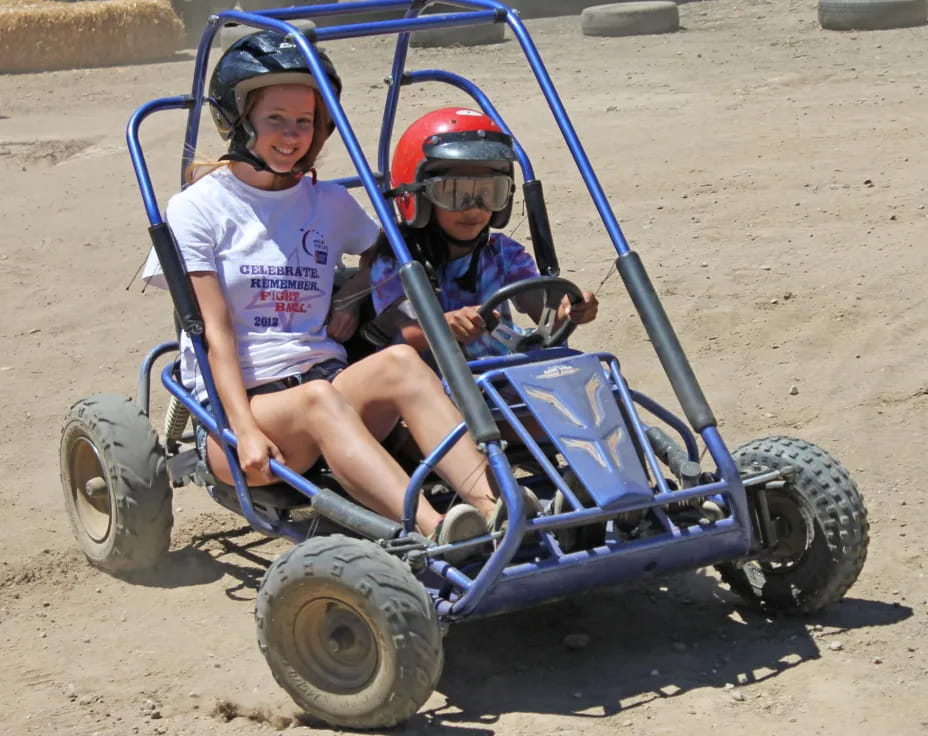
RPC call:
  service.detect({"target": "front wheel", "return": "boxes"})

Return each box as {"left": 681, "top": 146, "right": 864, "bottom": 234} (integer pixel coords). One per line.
{"left": 717, "top": 436, "right": 869, "bottom": 614}
{"left": 256, "top": 535, "right": 443, "bottom": 729}
{"left": 60, "top": 394, "right": 173, "bottom": 574}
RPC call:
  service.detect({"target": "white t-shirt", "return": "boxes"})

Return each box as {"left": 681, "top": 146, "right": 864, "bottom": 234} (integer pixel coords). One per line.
{"left": 142, "top": 167, "right": 380, "bottom": 401}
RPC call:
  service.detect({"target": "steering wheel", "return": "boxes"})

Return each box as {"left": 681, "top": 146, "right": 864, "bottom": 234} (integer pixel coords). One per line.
{"left": 476, "top": 276, "right": 584, "bottom": 354}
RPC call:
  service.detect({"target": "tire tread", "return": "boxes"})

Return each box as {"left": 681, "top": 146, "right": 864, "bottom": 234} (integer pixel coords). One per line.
{"left": 256, "top": 535, "right": 442, "bottom": 729}
{"left": 60, "top": 394, "right": 173, "bottom": 573}
{"left": 717, "top": 436, "right": 869, "bottom": 613}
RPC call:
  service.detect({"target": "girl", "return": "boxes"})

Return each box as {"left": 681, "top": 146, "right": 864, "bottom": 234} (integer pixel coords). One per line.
{"left": 142, "top": 33, "right": 496, "bottom": 556}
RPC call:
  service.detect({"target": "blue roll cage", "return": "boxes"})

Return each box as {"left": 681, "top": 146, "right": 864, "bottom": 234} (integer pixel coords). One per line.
{"left": 128, "top": 0, "right": 755, "bottom": 620}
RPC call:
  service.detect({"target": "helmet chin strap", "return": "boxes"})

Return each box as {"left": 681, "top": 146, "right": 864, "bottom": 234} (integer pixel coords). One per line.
{"left": 426, "top": 221, "right": 490, "bottom": 293}
{"left": 219, "top": 148, "right": 303, "bottom": 178}
{"left": 433, "top": 220, "right": 490, "bottom": 249}
{"left": 221, "top": 124, "right": 310, "bottom": 179}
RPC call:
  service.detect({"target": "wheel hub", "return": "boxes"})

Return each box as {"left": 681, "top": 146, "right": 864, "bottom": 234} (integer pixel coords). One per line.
{"left": 68, "top": 436, "right": 112, "bottom": 543}
{"left": 765, "top": 490, "right": 815, "bottom": 567}
{"left": 326, "top": 624, "right": 357, "bottom": 654}
{"left": 294, "top": 598, "right": 379, "bottom": 694}
{"left": 84, "top": 477, "right": 108, "bottom": 498}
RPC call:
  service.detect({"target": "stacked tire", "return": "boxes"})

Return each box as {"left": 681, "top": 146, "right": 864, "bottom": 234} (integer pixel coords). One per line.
{"left": 818, "top": 0, "right": 927, "bottom": 30}
{"left": 580, "top": 2, "right": 680, "bottom": 37}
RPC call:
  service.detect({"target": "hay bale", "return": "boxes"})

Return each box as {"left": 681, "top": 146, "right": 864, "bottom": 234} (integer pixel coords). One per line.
{"left": 0, "top": 0, "right": 184, "bottom": 73}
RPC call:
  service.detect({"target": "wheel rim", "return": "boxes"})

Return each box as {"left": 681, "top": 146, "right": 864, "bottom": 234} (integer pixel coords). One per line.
{"left": 68, "top": 435, "right": 112, "bottom": 543}
{"left": 293, "top": 597, "right": 379, "bottom": 694}
{"left": 760, "top": 489, "right": 816, "bottom": 571}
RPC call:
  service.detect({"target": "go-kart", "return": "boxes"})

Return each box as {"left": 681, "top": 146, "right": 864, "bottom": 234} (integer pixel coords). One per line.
{"left": 59, "top": 0, "right": 870, "bottom": 729}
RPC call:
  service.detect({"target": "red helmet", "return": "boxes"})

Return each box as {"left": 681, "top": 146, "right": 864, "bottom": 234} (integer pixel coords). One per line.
{"left": 390, "top": 107, "right": 517, "bottom": 229}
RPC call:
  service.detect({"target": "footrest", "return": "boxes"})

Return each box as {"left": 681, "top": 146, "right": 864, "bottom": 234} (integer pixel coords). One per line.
{"left": 210, "top": 480, "right": 312, "bottom": 511}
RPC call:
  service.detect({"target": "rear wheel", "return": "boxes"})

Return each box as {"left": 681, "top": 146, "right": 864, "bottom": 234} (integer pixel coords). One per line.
{"left": 60, "top": 394, "right": 173, "bottom": 574}
{"left": 256, "top": 535, "right": 443, "bottom": 729}
{"left": 717, "top": 436, "right": 868, "bottom": 614}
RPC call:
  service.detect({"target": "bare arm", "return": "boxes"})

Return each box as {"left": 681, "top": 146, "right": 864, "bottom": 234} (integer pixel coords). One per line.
{"left": 189, "top": 271, "right": 283, "bottom": 481}
{"left": 391, "top": 302, "right": 487, "bottom": 351}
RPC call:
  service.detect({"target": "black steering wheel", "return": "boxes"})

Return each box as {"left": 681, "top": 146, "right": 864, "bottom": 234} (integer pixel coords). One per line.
{"left": 476, "top": 276, "right": 584, "bottom": 354}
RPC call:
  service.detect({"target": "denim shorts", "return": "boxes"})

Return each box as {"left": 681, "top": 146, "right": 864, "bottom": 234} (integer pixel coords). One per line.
{"left": 195, "top": 358, "right": 347, "bottom": 460}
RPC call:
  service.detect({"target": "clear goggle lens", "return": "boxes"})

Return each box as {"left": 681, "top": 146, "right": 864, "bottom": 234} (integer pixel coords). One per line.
{"left": 421, "top": 175, "right": 513, "bottom": 212}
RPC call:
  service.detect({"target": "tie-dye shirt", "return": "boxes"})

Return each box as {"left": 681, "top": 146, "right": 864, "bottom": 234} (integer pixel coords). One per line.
{"left": 370, "top": 233, "right": 540, "bottom": 358}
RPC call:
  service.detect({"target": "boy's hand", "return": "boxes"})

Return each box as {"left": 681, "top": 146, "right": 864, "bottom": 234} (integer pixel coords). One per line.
{"left": 327, "top": 306, "right": 359, "bottom": 342}
{"left": 328, "top": 262, "right": 372, "bottom": 342}
{"left": 558, "top": 291, "right": 599, "bottom": 325}
{"left": 445, "top": 306, "right": 487, "bottom": 343}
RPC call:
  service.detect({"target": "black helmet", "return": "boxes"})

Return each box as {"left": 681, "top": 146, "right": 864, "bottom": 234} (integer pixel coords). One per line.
{"left": 208, "top": 29, "right": 342, "bottom": 174}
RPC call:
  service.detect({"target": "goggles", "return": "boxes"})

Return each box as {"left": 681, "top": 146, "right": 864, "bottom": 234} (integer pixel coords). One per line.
{"left": 420, "top": 174, "right": 513, "bottom": 212}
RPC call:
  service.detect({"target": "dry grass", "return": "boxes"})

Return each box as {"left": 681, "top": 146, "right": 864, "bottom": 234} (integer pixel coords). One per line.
{"left": 0, "top": 0, "right": 184, "bottom": 73}
{"left": 0, "top": 0, "right": 57, "bottom": 6}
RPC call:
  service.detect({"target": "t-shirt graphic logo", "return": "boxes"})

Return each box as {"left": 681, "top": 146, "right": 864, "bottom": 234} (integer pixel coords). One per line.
{"left": 301, "top": 227, "right": 328, "bottom": 264}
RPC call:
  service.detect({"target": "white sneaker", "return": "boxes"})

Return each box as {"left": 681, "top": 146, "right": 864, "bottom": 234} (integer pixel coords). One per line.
{"left": 429, "top": 504, "right": 488, "bottom": 565}
{"left": 489, "top": 486, "right": 543, "bottom": 534}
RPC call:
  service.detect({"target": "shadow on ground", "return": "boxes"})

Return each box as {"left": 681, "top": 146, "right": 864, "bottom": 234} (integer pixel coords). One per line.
{"left": 403, "top": 572, "right": 911, "bottom": 732}
{"left": 119, "top": 524, "right": 277, "bottom": 596}
{"left": 122, "top": 525, "right": 911, "bottom": 734}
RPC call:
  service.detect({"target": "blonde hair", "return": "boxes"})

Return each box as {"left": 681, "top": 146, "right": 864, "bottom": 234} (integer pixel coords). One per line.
{"left": 184, "top": 160, "right": 230, "bottom": 185}
{"left": 184, "top": 86, "right": 334, "bottom": 186}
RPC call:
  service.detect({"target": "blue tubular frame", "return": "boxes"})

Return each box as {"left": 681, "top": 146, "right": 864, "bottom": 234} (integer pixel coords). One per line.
{"left": 127, "top": 0, "right": 756, "bottom": 622}
{"left": 131, "top": 100, "right": 280, "bottom": 535}
{"left": 436, "top": 353, "right": 750, "bottom": 619}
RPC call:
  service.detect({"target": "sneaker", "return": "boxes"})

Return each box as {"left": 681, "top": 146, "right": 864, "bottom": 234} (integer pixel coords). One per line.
{"left": 429, "top": 503, "right": 488, "bottom": 565}
{"left": 489, "top": 486, "right": 544, "bottom": 534}
{"left": 699, "top": 499, "right": 725, "bottom": 524}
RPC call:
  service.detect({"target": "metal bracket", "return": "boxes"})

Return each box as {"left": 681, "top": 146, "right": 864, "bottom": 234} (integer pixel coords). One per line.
{"left": 741, "top": 464, "right": 796, "bottom": 550}
{"left": 165, "top": 447, "right": 201, "bottom": 488}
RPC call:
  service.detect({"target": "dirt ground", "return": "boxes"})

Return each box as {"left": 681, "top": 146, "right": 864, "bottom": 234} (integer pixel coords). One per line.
{"left": 1, "top": 0, "right": 927, "bottom": 734}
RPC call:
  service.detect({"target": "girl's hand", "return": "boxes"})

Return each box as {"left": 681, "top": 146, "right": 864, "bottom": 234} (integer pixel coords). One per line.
{"left": 327, "top": 306, "right": 359, "bottom": 342}
{"left": 236, "top": 426, "right": 285, "bottom": 484}
{"left": 558, "top": 291, "right": 599, "bottom": 325}
{"left": 445, "top": 306, "right": 487, "bottom": 343}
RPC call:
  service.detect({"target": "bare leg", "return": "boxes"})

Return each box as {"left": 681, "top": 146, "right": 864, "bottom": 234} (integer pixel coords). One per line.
{"left": 332, "top": 345, "right": 498, "bottom": 519}
{"left": 206, "top": 379, "right": 443, "bottom": 534}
